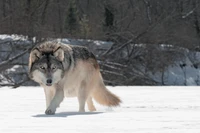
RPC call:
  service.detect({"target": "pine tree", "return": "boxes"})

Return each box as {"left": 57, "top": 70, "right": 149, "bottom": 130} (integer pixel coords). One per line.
{"left": 64, "top": 0, "right": 79, "bottom": 36}
{"left": 104, "top": 7, "right": 114, "bottom": 27}
{"left": 103, "top": 4, "right": 115, "bottom": 33}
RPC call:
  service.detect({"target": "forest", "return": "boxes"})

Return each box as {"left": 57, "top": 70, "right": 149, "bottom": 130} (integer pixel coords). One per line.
{"left": 0, "top": 0, "right": 200, "bottom": 86}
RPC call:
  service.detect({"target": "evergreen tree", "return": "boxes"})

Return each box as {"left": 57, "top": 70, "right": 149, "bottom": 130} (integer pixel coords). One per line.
{"left": 104, "top": 7, "right": 114, "bottom": 27}
{"left": 64, "top": 0, "right": 79, "bottom": 36}
{"left": 103, "top": 4, "right": 115, "bottom": 33}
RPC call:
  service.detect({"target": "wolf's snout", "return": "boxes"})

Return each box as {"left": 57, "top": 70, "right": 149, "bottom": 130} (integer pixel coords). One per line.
{"left": 46, "top": 79, "right": 52, "bottom": 86}
{"left": 47, "top": 79, "right": 52, "bottom": 83}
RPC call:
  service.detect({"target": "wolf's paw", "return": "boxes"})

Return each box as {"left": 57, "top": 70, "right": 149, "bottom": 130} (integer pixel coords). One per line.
{"left": 45, "top": 109, "right": 55, "bottom": 115}
{"left": 88, "top": 107, "right": 96, "bottom": 112}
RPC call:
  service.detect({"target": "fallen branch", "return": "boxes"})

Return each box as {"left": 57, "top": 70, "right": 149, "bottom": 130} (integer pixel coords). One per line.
{"left": 0, "top": 47, "right": 32, "bottom": 72}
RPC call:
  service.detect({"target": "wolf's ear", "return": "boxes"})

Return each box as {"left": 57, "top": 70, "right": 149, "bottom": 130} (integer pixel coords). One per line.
{"left": 29, "top": 48, "right": 41, "bottom": 70}
{"left": 30, "top": 48, "right": 41, "bottom": 62}
{"left": 53, "top": 47, "right": 64, "bottom": 61}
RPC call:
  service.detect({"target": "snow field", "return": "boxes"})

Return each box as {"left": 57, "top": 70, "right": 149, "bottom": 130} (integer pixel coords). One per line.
{"left": 0, "top": 86, "right": 200, "bottom": 133}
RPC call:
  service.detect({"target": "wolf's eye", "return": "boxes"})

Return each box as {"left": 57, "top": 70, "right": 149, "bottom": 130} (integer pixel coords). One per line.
{"left": 52, "top": 66, "right": 57, "bottom": 70}
{"left": 40, "top": 66, "right": 45, "bottom": 70}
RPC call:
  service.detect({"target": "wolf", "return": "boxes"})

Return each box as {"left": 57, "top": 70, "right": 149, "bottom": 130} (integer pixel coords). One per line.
{"left": 28, "top": 41, "right": 121, "bottom": 115}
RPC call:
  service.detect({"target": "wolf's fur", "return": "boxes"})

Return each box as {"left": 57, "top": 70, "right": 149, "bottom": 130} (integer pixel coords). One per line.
{"left": 29, "top": 41, "right": 121, "bottom": 115}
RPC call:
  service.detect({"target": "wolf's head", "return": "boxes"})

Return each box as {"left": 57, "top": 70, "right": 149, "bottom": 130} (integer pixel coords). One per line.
{"left": 29, "top": 46, "right": 65, "bottom": 86}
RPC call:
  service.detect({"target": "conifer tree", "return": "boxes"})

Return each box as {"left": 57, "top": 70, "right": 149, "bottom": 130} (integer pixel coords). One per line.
{"left": 64, "top": 0, "right": 79, "bottom": 36}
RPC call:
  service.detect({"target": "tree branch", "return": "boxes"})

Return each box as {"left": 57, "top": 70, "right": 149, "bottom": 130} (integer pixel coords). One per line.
{"left": 0, "top": 47, "right": 32, "bottom": 72}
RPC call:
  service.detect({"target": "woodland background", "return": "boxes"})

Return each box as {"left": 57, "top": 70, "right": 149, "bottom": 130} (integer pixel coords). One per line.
{"left": 0, "top": 0, "right": 200, "bottom": 87}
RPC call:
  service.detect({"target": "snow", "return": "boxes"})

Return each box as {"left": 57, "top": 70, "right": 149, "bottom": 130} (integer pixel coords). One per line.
{"left": 0, "top": 34, "right": 29, "bottom": 42}
{"left": 150, "top": 51, "right": 200, "bottom": 85}
{"left": 151, "top": 64, "right": 200, "bottom": 85}
{"left": 0, "top": 86, "right": 200, "bottom": 133}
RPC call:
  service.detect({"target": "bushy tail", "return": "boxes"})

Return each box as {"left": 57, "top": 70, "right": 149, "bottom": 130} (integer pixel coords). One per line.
{"left": 92, "top": 82, "right": 121, "bottom": 107}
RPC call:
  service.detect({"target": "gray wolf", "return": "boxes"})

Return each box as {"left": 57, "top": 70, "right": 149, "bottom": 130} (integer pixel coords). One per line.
{"left": 28, "top": 41, "right": 121, "bottom": 115}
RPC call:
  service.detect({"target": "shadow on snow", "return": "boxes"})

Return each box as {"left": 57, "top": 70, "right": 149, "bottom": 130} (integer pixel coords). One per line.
{"left": 32, "top": 111, "right": 103, "bottom": 118}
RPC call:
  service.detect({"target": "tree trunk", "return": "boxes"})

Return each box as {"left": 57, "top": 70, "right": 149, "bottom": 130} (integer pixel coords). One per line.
{"left": 41, "top": 0, "right": 50, "bottom": 25}
{"left": 2, "top": 0, "right": 6, "bottom": 18}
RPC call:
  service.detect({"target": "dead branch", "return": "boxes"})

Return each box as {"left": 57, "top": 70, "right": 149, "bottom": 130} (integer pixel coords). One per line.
{"left": 0, "top": 47, "right": 32, "bottom": 72}
{"left": 104, "top": 9, "right": 177, "bottom": 56}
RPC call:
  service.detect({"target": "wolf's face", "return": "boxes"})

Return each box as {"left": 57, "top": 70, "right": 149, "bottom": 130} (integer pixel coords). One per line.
{"left": 29, "top": 48, "right": 65, "bottom": 86}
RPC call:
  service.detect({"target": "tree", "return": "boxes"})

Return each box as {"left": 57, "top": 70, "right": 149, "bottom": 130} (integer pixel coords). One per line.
{"left": 64, "top": 0, "right": 80, "bottom": 36}
{"left": 104, "top": 6, "right": 114, "bottom": 28}
{"left": 80, "top": 14, "right": 90, "bottom": 39}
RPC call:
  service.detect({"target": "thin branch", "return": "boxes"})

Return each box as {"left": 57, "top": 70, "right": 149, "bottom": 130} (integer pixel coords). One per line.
{"left": 104, "top": 9, "right": 176, "bottom": 56}
{"left": 0, "top": 47, "right": 32, "bottom": 72}
{"left": 143, "top": 0, "right": 152, "bottom": 25}
{"left": 13, "top": 78, "right": 30, "bottom": 88}
{"left": 100, "top": 69, "right": 127, "bottom": 78}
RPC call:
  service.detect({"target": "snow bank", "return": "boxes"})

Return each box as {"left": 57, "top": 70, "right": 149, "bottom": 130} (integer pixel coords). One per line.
{"left": 1, "top": 34, "right": 200, "bottom": 86}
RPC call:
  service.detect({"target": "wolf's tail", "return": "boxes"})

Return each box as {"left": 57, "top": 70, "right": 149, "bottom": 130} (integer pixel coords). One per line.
{"left": 92, "top": 76, "right": 121, "bottom": 107}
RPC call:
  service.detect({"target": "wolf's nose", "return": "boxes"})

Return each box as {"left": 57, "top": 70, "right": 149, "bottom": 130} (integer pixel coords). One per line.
{"left": 46, "top": 79, "right": 52, "bottom": 84}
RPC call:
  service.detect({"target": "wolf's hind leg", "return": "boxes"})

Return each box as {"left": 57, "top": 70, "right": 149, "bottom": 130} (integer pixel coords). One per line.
{"left": 87, "top": 96, "right": 96, "bottom": 111}
{"left": 45, "top": 88, "right": 64, "bottom": 115}
{"left": 77, "top": 81, "right": 88, "bottom": 112}
{"left": 77, "top": 91, "right": 87, "bottom": 112}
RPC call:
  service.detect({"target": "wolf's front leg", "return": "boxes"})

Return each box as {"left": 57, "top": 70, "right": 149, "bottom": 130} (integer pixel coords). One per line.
{"left": 43, "top": 87, "right": 55, "bottom": 108}
{"left": 45, "top": 88, "right": 64, "bottom": 115}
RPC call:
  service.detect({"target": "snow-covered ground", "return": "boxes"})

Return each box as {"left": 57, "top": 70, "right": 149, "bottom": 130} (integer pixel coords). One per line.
{"left": 0, "top": 86, "right": 199, "bottom": 133}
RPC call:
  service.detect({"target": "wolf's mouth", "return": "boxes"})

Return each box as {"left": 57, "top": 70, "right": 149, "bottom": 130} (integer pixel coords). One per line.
{"left": 46, "top": 83, "right": 52, "bottom": 86}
